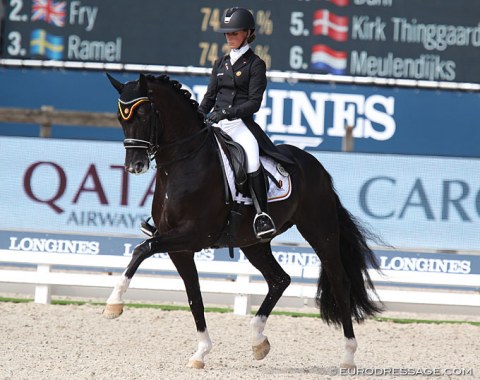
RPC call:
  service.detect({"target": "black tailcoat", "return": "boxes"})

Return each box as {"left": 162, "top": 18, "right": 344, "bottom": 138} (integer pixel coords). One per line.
{"left": 199, "top": 49, "right": 293, "bottom": 165}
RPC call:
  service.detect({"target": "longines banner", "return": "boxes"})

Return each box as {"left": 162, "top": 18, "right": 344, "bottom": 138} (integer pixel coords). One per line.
{"left": 0, "top": 136, "right": 479, "bottom": 252}
{"left": 1, "top": 231, "right": 479, "bottom": 279}
{"left": 1, "top": 69, "right": 480, "bottom": 157}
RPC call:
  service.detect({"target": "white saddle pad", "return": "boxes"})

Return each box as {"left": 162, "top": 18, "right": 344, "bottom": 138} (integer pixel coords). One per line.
{"left": 216, "top": 138, "right": 292, "bottom": 205}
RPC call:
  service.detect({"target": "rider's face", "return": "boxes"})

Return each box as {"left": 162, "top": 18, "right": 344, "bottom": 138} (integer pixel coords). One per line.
{"left": 225, "top": 30, "right": 248, "bottom": 49}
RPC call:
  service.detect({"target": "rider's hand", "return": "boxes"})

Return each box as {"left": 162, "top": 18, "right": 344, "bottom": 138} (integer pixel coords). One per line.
{"left": 207, "top": 109, "right": 229, "bottom": 124}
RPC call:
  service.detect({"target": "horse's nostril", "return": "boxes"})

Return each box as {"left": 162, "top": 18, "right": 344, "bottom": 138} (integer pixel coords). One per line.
{"left": 134, "top": 161, "right": 145, "bottom": 173}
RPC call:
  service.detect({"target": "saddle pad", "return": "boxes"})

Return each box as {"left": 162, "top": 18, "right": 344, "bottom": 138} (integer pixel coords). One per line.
{"left": 216, "top": 137, "right": 292, "bottom": 205}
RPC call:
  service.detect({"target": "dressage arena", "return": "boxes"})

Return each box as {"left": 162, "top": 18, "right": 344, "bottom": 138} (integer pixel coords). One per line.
{"left": 0, "top": 302, "right": 478, "bottom": 380}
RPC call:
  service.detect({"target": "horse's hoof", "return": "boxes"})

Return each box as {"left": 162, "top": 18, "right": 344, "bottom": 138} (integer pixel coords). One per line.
{"left": 340, "top": 362, "right": 356, "bottom": 369}
{"left": 102, "top": 303, "right": 124, "bottom": 319}
{"left": 187, "top": 359, "right": 205, "bottom": 369}
{"left": 252, "top": 337, "right": 270, "bottom": 360}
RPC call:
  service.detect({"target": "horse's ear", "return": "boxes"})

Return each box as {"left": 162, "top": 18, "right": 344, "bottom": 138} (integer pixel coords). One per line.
{"left": 139, "top": 73, "right": 148, "bottom": 95}
{"left": 106, "top": 73, "right": 124, "bottom": 93}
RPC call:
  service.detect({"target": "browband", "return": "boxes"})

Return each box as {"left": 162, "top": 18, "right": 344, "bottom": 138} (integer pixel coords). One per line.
{"left": 118, "top": 97, "right": 149, "bottom": 120}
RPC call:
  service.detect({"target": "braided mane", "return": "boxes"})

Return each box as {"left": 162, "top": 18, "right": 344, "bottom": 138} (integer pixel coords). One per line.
{"left": 146, "top": 74, "right": 205, "bottom": 125}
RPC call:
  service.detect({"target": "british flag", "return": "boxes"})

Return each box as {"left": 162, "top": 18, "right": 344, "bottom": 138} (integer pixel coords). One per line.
{"left": 31, "top": 0, "right": 66, "bottom": 27}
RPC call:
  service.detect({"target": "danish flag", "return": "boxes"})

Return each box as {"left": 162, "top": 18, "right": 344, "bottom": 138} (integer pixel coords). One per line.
{"left": 31, "top": 0, "right": 66, "bottom": 27}
{"left": 313, "top": 10, "right": 349, "bottom": 41}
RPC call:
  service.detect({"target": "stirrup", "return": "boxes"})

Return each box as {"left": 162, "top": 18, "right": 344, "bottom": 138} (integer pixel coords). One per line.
{"left": 253, "top": 212, "right": 276, "bottom": 239}
{"left": 140, "top": 218, "right": 158, "bottom": 237}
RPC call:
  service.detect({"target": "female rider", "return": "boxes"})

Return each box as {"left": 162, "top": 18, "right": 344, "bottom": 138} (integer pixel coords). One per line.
{"left": 199, "top": 7, "right": 292, "bottom": 239}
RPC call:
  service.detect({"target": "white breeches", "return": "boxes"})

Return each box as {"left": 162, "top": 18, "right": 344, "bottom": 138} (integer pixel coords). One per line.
{"left": 217, "top": 118, "right": 260, "bottom": 173}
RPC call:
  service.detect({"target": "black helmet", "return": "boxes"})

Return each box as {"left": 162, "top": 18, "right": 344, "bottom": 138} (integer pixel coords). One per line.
{"left": 217, "top": 7, "right": 255, "bottom": 33}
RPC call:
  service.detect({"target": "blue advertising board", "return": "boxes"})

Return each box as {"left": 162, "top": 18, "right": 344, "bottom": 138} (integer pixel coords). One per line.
{"left": 0, "top": 136, "right": 479, "bottom": 252}
{"left": 1, "top": 68, "right": 479, "bottom": 157}
{"left": 1, "top": 230, "right": 479, "bottom": 290}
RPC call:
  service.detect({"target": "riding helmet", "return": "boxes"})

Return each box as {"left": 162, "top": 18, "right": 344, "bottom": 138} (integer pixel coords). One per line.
{"left": 217, "top": 7, "right": 255, "bottom": 33}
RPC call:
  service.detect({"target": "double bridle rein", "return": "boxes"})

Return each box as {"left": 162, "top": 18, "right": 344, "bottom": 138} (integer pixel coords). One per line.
{"left": 119, "top": 96, "right": 211, "bottom": 166}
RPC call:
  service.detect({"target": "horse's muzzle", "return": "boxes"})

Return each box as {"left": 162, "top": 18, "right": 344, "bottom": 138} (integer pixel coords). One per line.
{"left": 125, "top": 159, "right": 149, "bottom": 174}
{"left": 125, "top": 149, "right": 150, "bottom": 174}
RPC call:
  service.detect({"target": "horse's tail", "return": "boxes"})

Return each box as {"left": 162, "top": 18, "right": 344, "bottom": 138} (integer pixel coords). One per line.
{"left": 317, "top": 193, "right": 383, "bottom": 325}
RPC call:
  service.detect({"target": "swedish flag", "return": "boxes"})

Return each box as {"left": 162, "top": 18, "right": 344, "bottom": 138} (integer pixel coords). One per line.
{"left": 30, "top": 29, "right": 64, "bottom": 60}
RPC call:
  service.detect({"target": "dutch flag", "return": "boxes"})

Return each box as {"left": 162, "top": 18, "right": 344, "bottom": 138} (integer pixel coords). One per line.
{"left": 310, "top": 45, "right": 347, "bottom": 75}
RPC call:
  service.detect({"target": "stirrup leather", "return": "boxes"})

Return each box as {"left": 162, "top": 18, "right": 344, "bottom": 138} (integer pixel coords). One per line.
{"left": 253, "top": 212, "right": 276, "bottom": 238}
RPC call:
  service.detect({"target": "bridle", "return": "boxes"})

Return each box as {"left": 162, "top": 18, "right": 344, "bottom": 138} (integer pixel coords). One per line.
{"left": 119, "top": 96, "right": 160, "bottom": 161}
{"left": 119, "top": 96, "right": 211, "bottom": 166}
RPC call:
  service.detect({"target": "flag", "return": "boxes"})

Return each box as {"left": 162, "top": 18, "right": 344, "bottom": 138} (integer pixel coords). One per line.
{"left": 30, "top": 29, "right": 64, "bottom": 60}
{"left": 328, "top": 0, "right": 349, "bottom": 6}
{"left": 310, "top": 45, "right": 347, "bottom": 75}
{"left": 313, "top": 10, "right": 349, "bottom": 41}
{"left": 31, "top": 0, "right": 66, "bottom": 27}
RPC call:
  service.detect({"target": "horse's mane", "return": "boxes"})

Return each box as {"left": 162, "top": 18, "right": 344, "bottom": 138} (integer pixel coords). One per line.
{"left": 146, "top": 74, "right": 205, "bottom": 126}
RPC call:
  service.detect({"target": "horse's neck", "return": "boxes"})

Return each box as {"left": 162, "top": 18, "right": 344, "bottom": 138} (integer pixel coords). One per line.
{"left": 153, "top": 89, "right": 201, "bottom": 142}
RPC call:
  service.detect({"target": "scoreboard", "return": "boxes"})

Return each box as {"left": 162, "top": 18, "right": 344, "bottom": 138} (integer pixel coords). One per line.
{"left": 1, "top": 0, "right": 480, "bottom": 84}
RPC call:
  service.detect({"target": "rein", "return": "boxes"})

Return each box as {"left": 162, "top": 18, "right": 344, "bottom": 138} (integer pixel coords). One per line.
{"left": 155, "top": 125, "right": 211, "bottom": 167}
{"left": 122, "top": 97, "right": 211, "bottom": 167}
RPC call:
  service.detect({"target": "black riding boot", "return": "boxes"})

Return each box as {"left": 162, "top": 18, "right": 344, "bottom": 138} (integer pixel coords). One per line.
{"left": 248, "top": 167, "right": 276, "bottom": 239}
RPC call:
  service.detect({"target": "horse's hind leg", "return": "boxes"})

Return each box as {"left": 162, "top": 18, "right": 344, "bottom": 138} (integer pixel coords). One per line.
{"left": 241, "top": 243, "right": 291, "bottom": 361}
{"left": 103, "top": 239, "right": 154, "bottom": 319}
{"left": 168, "top": 251, "right": 212, "bottom": 369}
{"left": 296, "top": 212, "right": 357, "bottom": 368}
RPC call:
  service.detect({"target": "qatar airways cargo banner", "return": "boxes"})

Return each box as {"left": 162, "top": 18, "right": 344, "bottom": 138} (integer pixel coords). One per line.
{"left": 0, "top": 136, "right": 479, "bottom": 251}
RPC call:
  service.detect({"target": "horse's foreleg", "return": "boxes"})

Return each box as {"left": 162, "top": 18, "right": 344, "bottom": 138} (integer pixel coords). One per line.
{"left": 103, "top": 240, "right": 154, "bottom": 319}
{"left": 103, "top": 270, "right": 131, "bottom": 318}
{"left": 241, "top": 243, "right": 291, "bottom": 360}
{"left": 168, "top": 251, "right": 212, "bottom": 369}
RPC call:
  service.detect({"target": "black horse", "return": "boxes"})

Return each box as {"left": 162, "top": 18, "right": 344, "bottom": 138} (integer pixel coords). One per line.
{"left": 103, "top": 73, "right": 382, "bottom": 369}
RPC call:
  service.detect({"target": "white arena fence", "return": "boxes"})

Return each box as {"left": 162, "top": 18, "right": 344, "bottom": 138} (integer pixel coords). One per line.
{"left": 1, "top": 249, "right": 479, "bottom": 316}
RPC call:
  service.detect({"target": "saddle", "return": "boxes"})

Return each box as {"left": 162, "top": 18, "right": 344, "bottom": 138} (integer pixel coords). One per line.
{"left": 212, "top": 127, "right": 282, "bottom": 199}
{"left": 141, "top": 127, "right": 288, "bottom": 256}
{"left": 212, "top": 127, "right": 248, "bottom": 190}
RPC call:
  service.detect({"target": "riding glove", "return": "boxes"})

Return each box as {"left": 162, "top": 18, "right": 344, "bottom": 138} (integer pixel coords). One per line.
{"left": 207, "top": 109, "right": 229, "bottom": 124}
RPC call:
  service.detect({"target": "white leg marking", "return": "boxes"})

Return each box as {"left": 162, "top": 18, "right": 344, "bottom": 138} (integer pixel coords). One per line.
{"left": 341, "top": 337, "right": 357, "bottom": 368}
{"left": 106, "top": 272, "right": 131, "bottom": 305}
{"left": 187, "top": 329, "right": 212, "bottom": 368}
{"left": 250, "top": 315, "right": 271, "bottom": 360}
{"left": 250, "top": 315, "right": 268, "bottom": 346}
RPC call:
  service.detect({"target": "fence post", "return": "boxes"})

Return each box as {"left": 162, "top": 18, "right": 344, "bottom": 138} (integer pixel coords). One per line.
{"left": 40, "top": 105, "right": 54, "bottom": 138}
{"left": 233, "top": 274, "right": 252, "bottom": 315}
{"left": 34, "top": 264, "right": 52, "bottom": 304}
{"left": 342, "top": 125, "right": 354, "bottom": 152}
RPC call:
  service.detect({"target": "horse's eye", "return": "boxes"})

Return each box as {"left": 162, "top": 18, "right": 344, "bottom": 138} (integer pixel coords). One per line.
{"left": 137, "top": 104, "right": 150, "bottom": 117}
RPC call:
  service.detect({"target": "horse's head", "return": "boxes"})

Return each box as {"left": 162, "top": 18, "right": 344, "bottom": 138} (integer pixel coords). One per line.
{"left": 108, "top": 73, "right": 208, "bottom": 173}
{"left": 107, "top": 73, "right": 156, "bottom": 174}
